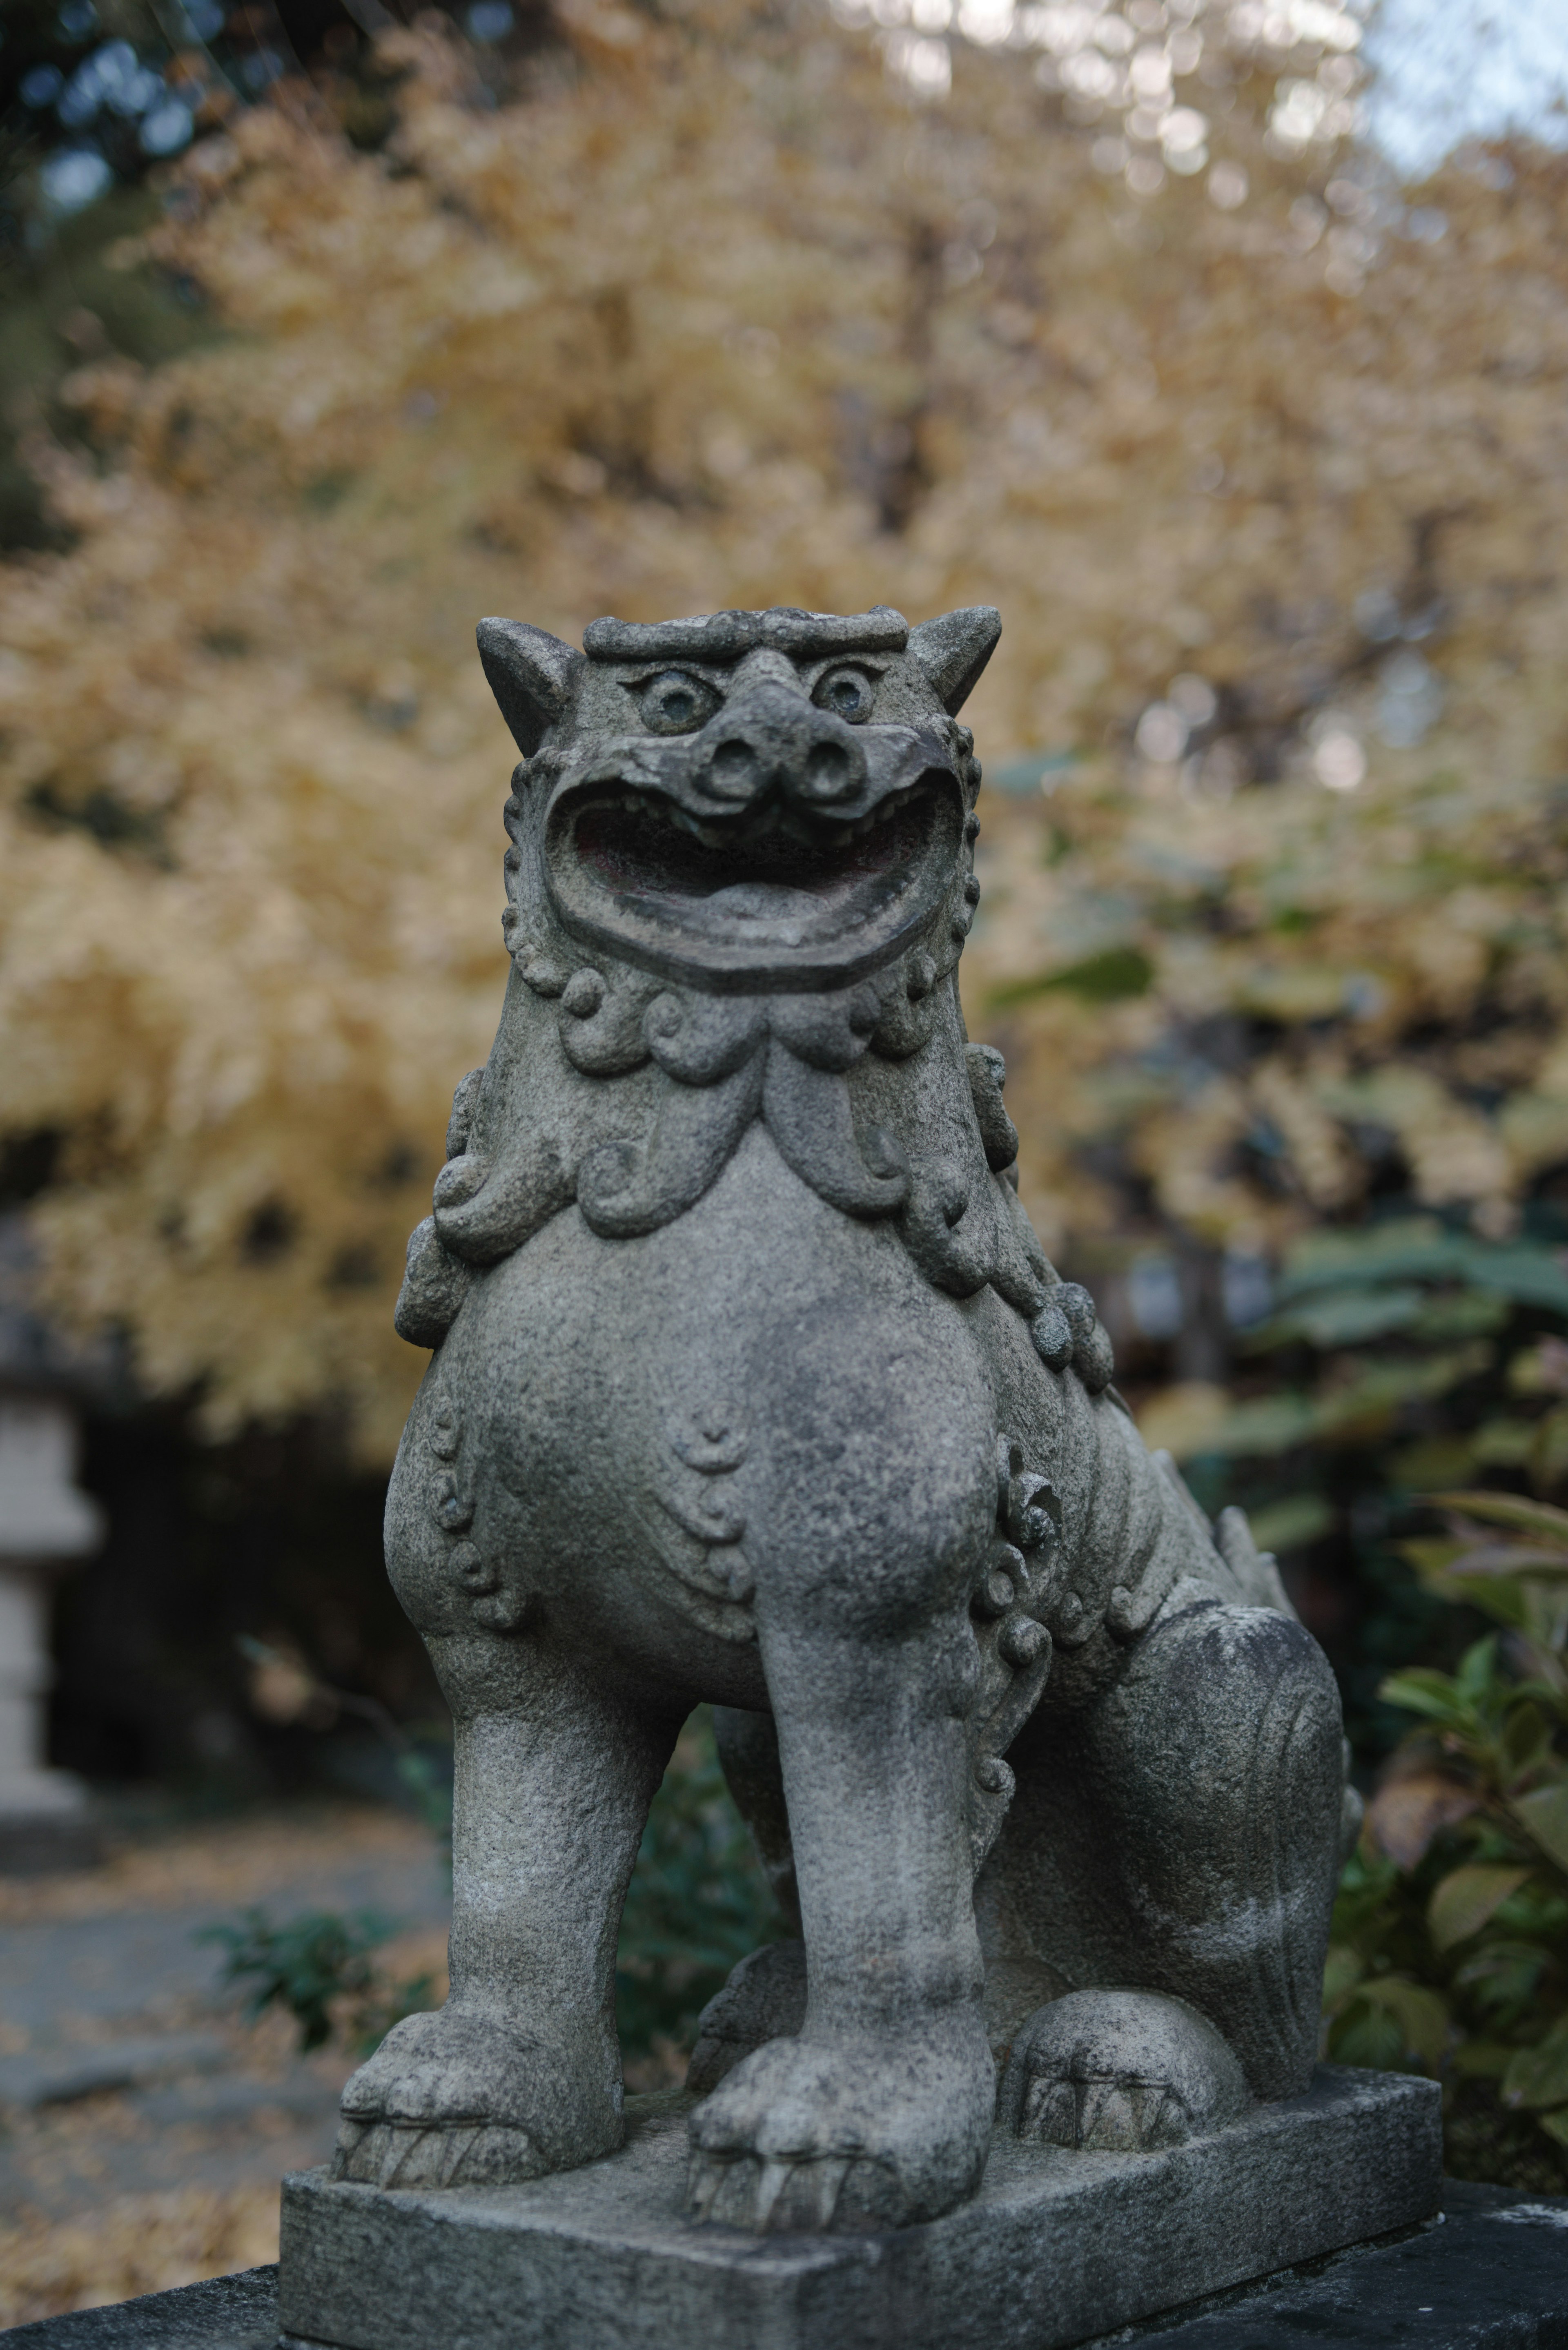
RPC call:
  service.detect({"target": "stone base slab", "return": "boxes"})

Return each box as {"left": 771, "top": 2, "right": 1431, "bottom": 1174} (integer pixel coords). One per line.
{"left": 278, "top": 2065, "right": 1443, "bottom": 2350}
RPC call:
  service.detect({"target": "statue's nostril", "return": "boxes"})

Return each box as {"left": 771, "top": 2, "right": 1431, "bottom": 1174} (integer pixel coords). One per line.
{"left": 801, "top": 740, "right": 855, "bottom": 801}
{"left": 706, "top": 739, "right": 758, "bottom": 799}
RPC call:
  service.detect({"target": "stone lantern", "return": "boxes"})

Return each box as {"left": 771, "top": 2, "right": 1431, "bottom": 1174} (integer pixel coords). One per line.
{"left": 0, "top": 1391, "right": 104, "bottom": 1869}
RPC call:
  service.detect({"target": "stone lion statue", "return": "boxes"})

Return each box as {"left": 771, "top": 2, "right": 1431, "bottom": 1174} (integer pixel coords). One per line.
{"left": 333, "top": 603, "right": 1354, "bottom": 2234}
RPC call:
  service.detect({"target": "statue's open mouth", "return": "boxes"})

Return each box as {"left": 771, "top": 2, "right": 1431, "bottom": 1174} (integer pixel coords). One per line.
{"left": 544, "top": 769, "right": 962, "bottom": 988}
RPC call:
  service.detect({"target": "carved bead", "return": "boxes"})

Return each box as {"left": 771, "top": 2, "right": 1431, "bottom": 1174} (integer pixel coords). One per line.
{"left": 999, "top": 1614, "right": 1049, "bottom": 1670}
{"left": 1007, "top": 1472, "right": 1056, "bottom": 1554}
{"left": 1031, "top": 1302, "right": 1074, "bottom": 1372}
{"left": 562, "top": 968, "right": 606, "bottom": 1019}
{"left": 430, "top": 1473, "right": 474, "bottom": 1532}
{"left": 1055, "top": 1592, "right": 1090, "bottom": 1646}
{"left": 1056, "top": 1282, "right": 1097, "bottom": 1336}
{"left": 1076, "top": 1322, "right": 1116, "bottom": 1395}
{"left": 518, "top": 949, "right": 566, "bottom": 996}
{"left": 974, "top": 1563, "right": 1016, "bottom": 1618}
{"left": 473, "top": 1590, "right": 530, "bottom": 1634}
{"left": 430, "top": 1405, "right": 461, "bottom": 1461}
{"left": 975, "top": 1754, "right": 1015, "bottom": 1797}
{"left": 963, "top": 876, "right": 982, "bottom": 906}
{"left": 433, "top": 1156, "right": 486, "bottom": 1211}
{"left": 448, "top": 1540, "right": 498, "bottom": 1594}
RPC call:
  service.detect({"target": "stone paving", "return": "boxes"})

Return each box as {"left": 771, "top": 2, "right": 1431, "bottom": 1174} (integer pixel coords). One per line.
{"left": 0, "top": 1804, "right": 449, "bottom": 2321}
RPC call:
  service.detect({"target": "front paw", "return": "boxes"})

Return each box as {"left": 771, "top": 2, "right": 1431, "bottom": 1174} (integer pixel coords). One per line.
{"left": 999, "top": 1989, "right": 1247, "bottom": 2152}
{"left": 686, "top": 2018, "right": 993, "bottom": 2232}
{"left": 332, "top": 2004, "right": 619, "bottom": 2189}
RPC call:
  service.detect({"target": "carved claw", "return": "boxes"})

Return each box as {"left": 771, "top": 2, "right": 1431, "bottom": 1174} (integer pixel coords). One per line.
{"left": 685, "top": 2148, "right": 861, "bottom": 2233}
{"left": 686, "top": 2028, "right": 991, "bottom": 2232}
{"left": 1020, "top": 2073, "right": 1078, "bottom": 2146}
{"left": 333, "top": 2114, "right": 541, "bottom": 2189}
{"left": 334, "top": 2007, "right": 609, "bottom": 2190}
{"left": 1077, "top": 2080, "right": 1143, "bottom": 2151}
{"left": 330, "top": 2116, "right": 369, "bottom": 2179}
{"left": 1001, "top": 1990, "right": 1248, "bottom": 2154}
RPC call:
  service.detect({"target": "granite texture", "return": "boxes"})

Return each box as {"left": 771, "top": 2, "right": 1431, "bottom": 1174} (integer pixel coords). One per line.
{"left": 281, "top": 2072, "right": 1443, "bottom": 2350}
{"left": 327, "top": 603, "right": 1373, "bottom": 2244}
{"left": 1084, "top": 2181, "right": 1568, "bottom": 2350}
{"left": 0, "top": 2267, "right": 278, "bottom": 2348}
{"left": 15, "top": 2185, "right": 1567, "bottom": 2349}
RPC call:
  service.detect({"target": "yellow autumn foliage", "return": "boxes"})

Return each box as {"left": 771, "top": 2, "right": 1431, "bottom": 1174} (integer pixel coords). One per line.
{"left": 2, "top": 0, "right": 1566, "bottom": 1456}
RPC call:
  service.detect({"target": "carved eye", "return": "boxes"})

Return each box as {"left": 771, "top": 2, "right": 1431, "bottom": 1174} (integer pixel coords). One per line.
{"left": 813, "top": 666, "right": 876, "bottom": 725}
{"left": 639, "top": 671, "right": 718, "bottom": 735}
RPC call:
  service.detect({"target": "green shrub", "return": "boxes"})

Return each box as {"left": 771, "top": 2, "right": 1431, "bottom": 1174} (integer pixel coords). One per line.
{"left": 615, "top": 1712, "right": 782, "bottom": 2071}
{"left": 1322, "top": 1492, "right": 1568, "bottom": 2187}
{"left": 199, "top": 1907, "right": 435, "bottom": 2058}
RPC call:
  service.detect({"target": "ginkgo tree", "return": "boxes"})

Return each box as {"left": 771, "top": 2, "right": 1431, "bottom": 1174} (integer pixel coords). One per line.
{"left": 0, "top": 0, "right": 1564, "bottom": 1473}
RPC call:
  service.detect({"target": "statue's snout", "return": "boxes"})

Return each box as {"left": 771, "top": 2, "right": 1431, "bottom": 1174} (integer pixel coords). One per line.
{"left": 689, "top": 682, "right": 868, "bottom": 809}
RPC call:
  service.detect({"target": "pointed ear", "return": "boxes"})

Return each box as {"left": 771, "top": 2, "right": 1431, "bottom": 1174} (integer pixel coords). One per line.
{"left": 908, "top": 606, "right": 1002, "bottom": 717}
{"left": 477, "top": 618, "right": 583, "bottom": 756}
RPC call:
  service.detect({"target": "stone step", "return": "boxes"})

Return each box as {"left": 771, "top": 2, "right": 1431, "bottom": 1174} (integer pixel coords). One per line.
{"left": 0, "top": 2032, "right": 229, "bottom": 2111}
{"left": 5, "top": 2185, "right": 1568, "bottom": 2349}
{"left": 129, "top": 2073, "right": 339, "bottom": 2130}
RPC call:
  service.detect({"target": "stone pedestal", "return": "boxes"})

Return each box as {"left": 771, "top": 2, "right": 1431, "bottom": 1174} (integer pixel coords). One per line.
{"left": 278, "top": 2067, "right": 1442, "bottom": 2350}
{"left": 0, "top": 1393, "right": 103, "bottom": 1873}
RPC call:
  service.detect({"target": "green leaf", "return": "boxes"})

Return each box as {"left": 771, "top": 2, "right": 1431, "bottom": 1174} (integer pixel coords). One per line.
{"left": 1322, "top": 1944, "right": 1365, "bottom": 2005}
{"left": 1397, "top": 1536, "right": 1468, "bottom": 1580}
{"left": 1456, "top": 1635, "right": 1503, "bottom": 1705}
{"left": 1199, "top": 1393, "right": 1319, "bottom": 1458}
{"left": 1530, "top": 1406, "right": 1568, "bottom": 1493}
{"left": 1470, "top": 1419, "right": 1538, "bottom": 1468}
{"left": 1447, "top": 1546, "right": 1568, "bottom": 1580}
{"left": 1259, "top": 1286, "right": 1426, "bottom": 1349}
{"left": 1275, "top": 1228, "right": 1568, "bottom": 1318}
{"left": 1503, "top": 2022, "right": 1568, "bottom": 2111}
{"left": 1427, "top": 1864, "right": 1531, "bottom": 1952}
{"left": 1457, "top": 1244, "right": 1568, "bottom": 1318}
{"left": 1314, "top": 1347, "right": 1496, "bottom": 1437}
{"left": 1379, "top": 1667, "right": 1473, "bottom": 1724}
{"left": 1449, "top": 2040, "right": 1515, "bottom": 2078}
{"left": 1435, "top": 1492, "right": 1568, "bottom": 1546}
{"left": 1246, "top": 1493, "right": 1335, "bottom": 1552}
{"left": 1510, "top": 1783, "right": 1568, "bottom": 1873}
{"left": 1276, "top": 1220, "right": 1455, "bottom": 1297}
{"left": 1501, "top": 1704, "right": 1556, "bottom": 1783}
{"left": 1440, "top": 1574, "right": 1533, "bottom": 1635}
{"left": 1356, "top": 1975, "right": 1450, "bottom": 2071}
{"left": 1411, "top": 1291, "right": 1511, "bottom": 1340}
{"left": 989, "top": 943, "right": 1154, "bottom": 1008}
{"left": 1390, "top": 1439, "right": 1480, "bottom": 1492}
{"left": 1538, "top": 2107, "right": 1568, "bottom": 2149}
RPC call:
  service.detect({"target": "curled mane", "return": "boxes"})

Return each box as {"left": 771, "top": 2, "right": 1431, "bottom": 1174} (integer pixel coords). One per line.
{"left": 394, "top": 755, "right": 1054, "bottom": 1350}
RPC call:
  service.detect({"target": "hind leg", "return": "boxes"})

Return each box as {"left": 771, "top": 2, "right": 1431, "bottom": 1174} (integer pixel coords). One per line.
{"left": 982, "top": 1597, "right": 1345, "bottom": 2143}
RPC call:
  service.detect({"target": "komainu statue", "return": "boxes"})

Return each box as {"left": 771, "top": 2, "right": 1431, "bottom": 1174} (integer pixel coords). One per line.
{"left": 336, "top": 603, "right": 1355, "bottom": 2234}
